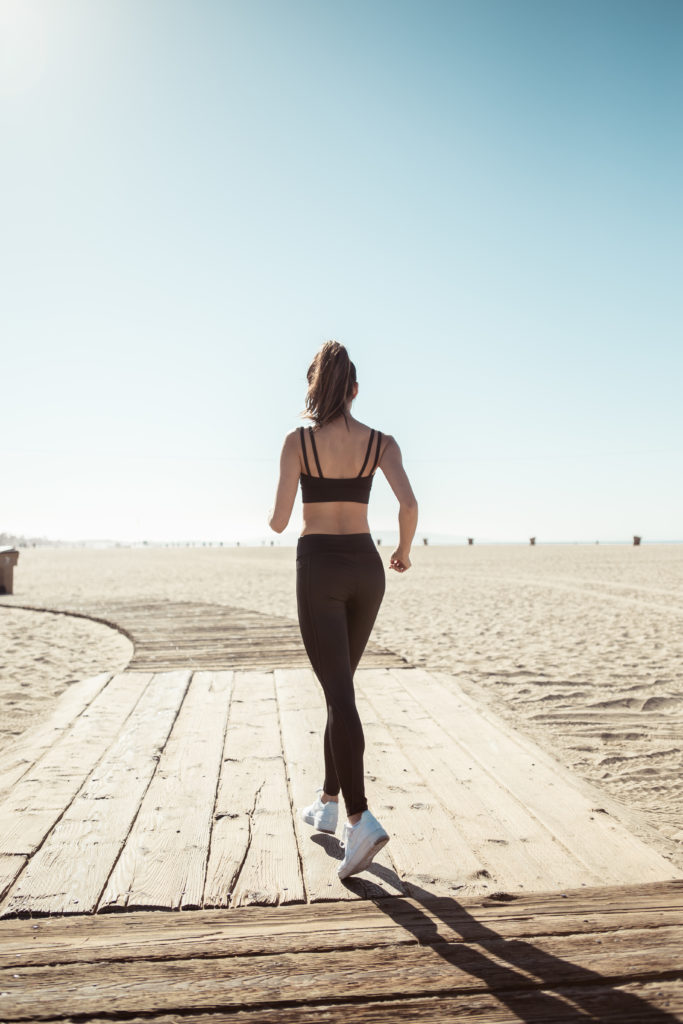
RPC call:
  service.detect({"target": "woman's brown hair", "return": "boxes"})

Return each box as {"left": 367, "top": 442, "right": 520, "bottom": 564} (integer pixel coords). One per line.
{"left": 304, "top": 341, "right": 357, "bottom": 428}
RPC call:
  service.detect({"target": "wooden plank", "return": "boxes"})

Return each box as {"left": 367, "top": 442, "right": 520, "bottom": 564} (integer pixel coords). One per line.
{"left": 203, "top": 671, "right": 304, "bottom": 908}
{"left": 0, "top": 672, "right": 112, "bottom": 798}
{"left": 33, "top": 979, "right": 680, "bottom": 1023}
{"left": 360, "top": 668, "right": 603, "bottom": 892}
{"left": 275, "top": 668, "right": 358, "bottom": 903}
{"left": 129, "top": 652, "right": 398, "bottom": 670}
{"left": 354, "top": 677, "right": 486, "bottom": 894}
{"left": 98, "top": 672, "right": 232, "bottom": 911}
{"left": 0, "top": 924, "right": 680, "bottom": 1019}
{"left": 0, "top": 672, "right": 191, "bottom": 917}
{"left": 2, "top": 881, "right": 682, "bottom": 969}
{"left": 275, "top": 669, "right": 404, "bottom": 901}
{"left": 399, "top": 668, "right": 682, "bottom": 884}
{"left": 0, "top": 673, "right": 153, "bottom": 858}
{"left": 0, "top": 857, "right": 25, "bottom": 903}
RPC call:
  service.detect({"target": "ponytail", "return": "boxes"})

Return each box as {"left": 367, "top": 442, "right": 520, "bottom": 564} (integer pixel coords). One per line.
{"left": 304, "top": 341, "right": 357, "bottom": 427}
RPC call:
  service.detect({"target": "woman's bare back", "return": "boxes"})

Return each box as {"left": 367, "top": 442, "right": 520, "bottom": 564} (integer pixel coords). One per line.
{"left": 299, "top": 416, "right": 388, "bottom": 536}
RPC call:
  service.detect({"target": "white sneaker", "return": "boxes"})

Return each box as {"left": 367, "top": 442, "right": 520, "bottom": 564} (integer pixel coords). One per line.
{"left": 300, "top": 789, "right": 339, "bottom": 834}
{"left": 338, "top": 810, "right": 389, "bottom": 879}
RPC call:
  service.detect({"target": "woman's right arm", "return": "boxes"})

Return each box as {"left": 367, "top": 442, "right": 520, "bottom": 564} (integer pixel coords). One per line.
{"left": 379, "top": 436, "right": 418, "bottom": 572}
{"left": 268, "top": 431, "right": 300, "bottom": 534}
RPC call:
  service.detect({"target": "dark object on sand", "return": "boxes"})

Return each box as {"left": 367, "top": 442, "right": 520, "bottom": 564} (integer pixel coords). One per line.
{"left": 0, "top": 547, "right": 19, "bottom": 594}
{"left": 633, "top": 535, "right": 642, "bottom": 546}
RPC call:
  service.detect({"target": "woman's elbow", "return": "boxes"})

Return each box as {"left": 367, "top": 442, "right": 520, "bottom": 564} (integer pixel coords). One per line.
{"left": 401, "top": 496, "right": 418, "bottom": 514}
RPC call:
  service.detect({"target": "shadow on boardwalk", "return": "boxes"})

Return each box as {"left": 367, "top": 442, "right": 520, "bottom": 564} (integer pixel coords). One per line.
{"left": 367, "top": 861, "right": 682, "bottom": 1022}
{"left": 312, "top": 835, "right": 681, "bottom": 1022}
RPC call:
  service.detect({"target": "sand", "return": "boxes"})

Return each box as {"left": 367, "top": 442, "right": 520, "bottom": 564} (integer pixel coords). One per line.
{"left": 1, "top": 542, "right": 681, "bottom": 867}
{"left": 0, "top": 606, "right": 132, "bottom": 747}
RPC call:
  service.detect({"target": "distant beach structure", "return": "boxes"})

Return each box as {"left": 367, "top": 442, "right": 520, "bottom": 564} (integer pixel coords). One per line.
{"left": 0, "top": 547, "right": 19, "bottom": 594}
{"left": 423, "top": 537, "right": 429, "bottom": 545}
{"left": 633, "top": 535, "right": 642, "bottom": 546}
{"left": 530, "top": 537, "right": 536, "bottom": 546}
{"left": 467, "top": 537, "right": 474, "bottom": 545}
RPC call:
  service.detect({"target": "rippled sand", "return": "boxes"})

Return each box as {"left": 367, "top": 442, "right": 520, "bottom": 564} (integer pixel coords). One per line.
{"left": 1, "top": 543, "right": 681, "bottom": 864}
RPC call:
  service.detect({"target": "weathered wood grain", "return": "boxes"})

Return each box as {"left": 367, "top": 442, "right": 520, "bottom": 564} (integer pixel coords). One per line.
{"left": 0, "top": 673, "right": 112, "bottom": 799}
{"left": 274, "top": 668, "right": 359, "bottom": 904}
{"left": 398, "top": 668, "right": 681, "bottom": 883}
{"left": 2, "top": 881, "right": 681, "bottom": 969}
{"left": 31, "top": 980, "right": 680, "bottom": 1024}
{"left": 355, "top": 681, "right": 486, "bottom": 894}
{"left": 0, "top": 672, "right": 153, "bottom": 859}
{"left": 0, "top": 671, "right": 191, "bottom": 916}
{"left": 203, "top": 671, "right": 304, "bottom": 908}
{"left": 0, "top": 923, "right": 680, "bottom": 1019}
{"left": 2, "top": 661, "right": 680, "bottom": 918}
{"left": 0, "top": 857, "right": 25, "bottom": 904}
{"left": 275, "top": 669, "right": 403, "bottom": 902}
{"left": 359, "top": 668, "right": 604, "bottom": 892}
{"left": 98, "top": 672, "right": 232, "bottom": 911}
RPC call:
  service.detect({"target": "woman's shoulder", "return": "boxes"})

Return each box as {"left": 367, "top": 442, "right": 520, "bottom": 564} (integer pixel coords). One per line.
{"left": 354, "top": 422, "right": 396, "bottom": 466}
{"left": 284, "top": 426, "right": 307, "bottom": 444}
{"left": 280, "top": 428, "right": 307, "bottom": 462}
{"left": 377, "top": 432, "right": 397, "bottom": 464}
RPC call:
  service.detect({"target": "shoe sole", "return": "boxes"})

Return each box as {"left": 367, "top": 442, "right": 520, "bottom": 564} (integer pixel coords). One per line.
{"left": 338, "top": 832, "right": 389, "bottom": 879}
{"left": 301, "top": 811, "right": 337, "bottom": 835}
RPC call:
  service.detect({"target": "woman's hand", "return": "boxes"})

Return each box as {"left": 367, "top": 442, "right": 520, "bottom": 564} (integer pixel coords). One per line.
{"left": 389, "top": 549, "right": 411, "bottom": 573}
{"left": 380, "top": 438, "right": 418, "bottom": 573}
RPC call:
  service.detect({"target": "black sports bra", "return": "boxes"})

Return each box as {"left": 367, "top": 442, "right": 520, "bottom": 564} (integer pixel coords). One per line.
{"left": 299, "top": 426, "right": 383, "bottom": 504}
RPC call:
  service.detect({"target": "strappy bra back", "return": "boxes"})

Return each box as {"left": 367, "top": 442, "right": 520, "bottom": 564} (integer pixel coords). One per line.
{"left": 299, "top": 426, "right": 382, "bottom": 504}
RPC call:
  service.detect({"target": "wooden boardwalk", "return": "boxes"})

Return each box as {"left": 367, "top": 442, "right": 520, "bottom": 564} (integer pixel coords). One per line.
{"left": 1, "top": 665, "right": 679, "bottom": 916}
{"left": 0, "top": 881, "right": 681, "bottom": 1020}
{"left": 2, "top": 599, "right": 407, "bottom": 671}
{"left": 1, "top": 600, "right": 682, "bottom": 1020}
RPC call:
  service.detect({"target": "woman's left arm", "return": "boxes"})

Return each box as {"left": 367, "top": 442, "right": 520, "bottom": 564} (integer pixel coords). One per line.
{"left": 268, "top": 431, "right": 301, "bottom": 533}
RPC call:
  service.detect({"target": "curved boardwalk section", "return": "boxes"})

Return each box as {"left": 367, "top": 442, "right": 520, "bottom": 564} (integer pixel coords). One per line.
{"left": 2, "top": 599, "right": 406, "bottom": 671}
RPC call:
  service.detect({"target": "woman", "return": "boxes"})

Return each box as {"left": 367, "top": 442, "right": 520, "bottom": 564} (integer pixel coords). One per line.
{"left": 268, "top": 341, "right": 418, "bottom": 879}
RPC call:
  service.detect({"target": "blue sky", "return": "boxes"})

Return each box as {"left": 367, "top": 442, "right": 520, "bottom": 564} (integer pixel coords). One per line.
{"left": 2, "top": 0, "right": 681, "bottom": 543}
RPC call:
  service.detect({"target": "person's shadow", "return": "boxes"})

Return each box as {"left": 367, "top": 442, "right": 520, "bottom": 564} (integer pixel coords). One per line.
{"left": 311, "top": 834, "right": 679, "bottom": 1022}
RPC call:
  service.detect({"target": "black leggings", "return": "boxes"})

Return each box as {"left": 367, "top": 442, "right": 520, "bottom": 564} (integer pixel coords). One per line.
{"left": 296, "top": 533, "right": 386, "bottom": 817}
